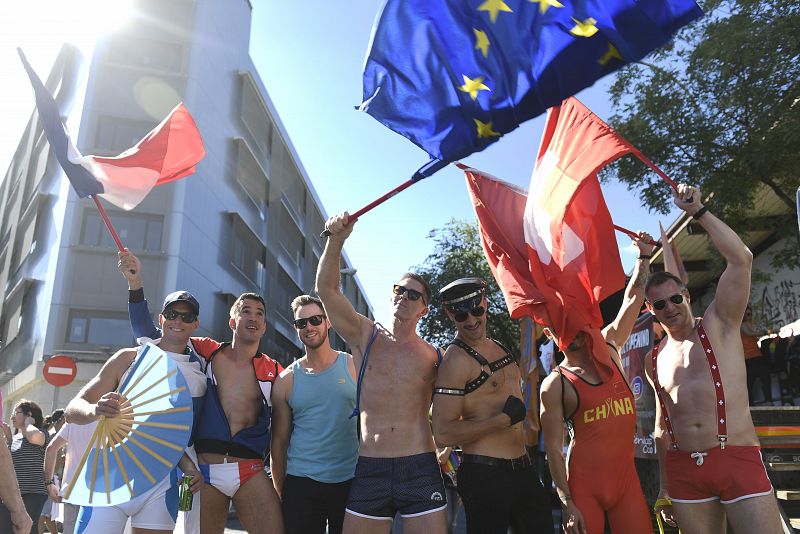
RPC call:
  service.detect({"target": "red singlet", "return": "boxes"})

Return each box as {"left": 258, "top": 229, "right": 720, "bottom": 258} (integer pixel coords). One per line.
{"left": 559, "top": 353, "right": 651, "bottom": 534}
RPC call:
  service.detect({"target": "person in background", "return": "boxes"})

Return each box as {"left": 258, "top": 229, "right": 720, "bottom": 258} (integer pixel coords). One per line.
{"left": 37, "top": 410, "right": 64, "bottom": 534}
{"left": 741, "top": 305, "right": 772, "bottom": 405}
{"left": 2, "top": 400, "right": 49, "bottom": 534}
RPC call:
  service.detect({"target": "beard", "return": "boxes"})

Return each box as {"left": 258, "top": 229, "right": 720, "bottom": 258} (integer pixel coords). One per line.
{"left": 301, "top": 329, "right": 328, "bottom": 349}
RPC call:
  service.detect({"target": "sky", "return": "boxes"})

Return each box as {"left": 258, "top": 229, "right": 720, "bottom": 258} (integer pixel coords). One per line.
{"left": 0, "top": 0, "right": 680, "bottom": 325}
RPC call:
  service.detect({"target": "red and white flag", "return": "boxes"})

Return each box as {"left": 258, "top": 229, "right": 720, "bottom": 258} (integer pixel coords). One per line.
{"left": 464, "top": 97, "right": 635, "bottom": 380}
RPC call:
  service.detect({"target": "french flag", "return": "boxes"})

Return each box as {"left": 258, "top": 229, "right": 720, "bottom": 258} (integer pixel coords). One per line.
{"left": 18, "top": 48, "right": 205, "bottom": 210}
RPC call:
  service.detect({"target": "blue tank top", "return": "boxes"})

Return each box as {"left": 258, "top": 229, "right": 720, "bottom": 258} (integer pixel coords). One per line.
{"left": 286, "top": 352, "right": 358, "bottom": 483}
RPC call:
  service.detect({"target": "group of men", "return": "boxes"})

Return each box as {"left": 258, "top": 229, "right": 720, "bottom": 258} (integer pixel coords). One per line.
{"left": 29, "top": 182, "right": 782, "bottom": 534}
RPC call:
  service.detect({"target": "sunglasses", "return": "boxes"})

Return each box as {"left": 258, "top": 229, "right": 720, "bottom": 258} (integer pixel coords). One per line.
{"left": 293, "top": 314, "right": 326, "bottom": 329}
{"left": 162, "top": 309, "right": 198, "bottom": 323}
{"left": 448, "top": 305, "right": 486, "bottom": 322}
{"left": 649, "top": 293, "right": 685, "bottom": 311}
{"left": 393, "top": 284, "right": 427, "bottom": 305}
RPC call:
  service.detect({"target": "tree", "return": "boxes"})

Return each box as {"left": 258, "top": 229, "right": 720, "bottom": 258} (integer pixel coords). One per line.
{"left": 415, "top": 219, "right": 520, "bottom": 351}
{"left": 606, "top": 0, "right": 800, "bottom": 268}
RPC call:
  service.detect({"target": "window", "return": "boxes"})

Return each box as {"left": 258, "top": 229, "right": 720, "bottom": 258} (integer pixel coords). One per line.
{"left": 94, "top": 117, "right": 156, "bottom": 154}
{"left": 278, "top": 206, "right": 304, "bottom": 269}
{"left": 273, "top": 266, "right": 301, "bottom": 324}
{"left": 234, "top": 138, "right": 269, "bottom": 214}
{"left": 230, "top": 215, "right": 266, "bottom": 287}
{"left": 273, "top": 332, "right": 302, "bottom": 366}
{"left": 24, "top": 135, "right": 49, "bottom": 202}
{"left": 80, "top": 211, "right": 163, "bottom": 251}
{"left": 67, "top": 310, "right": 133, "bottom": 346}
{"left": 2, "top": 289, "right": 24, "bottom": 345}
{"left": 240, "top": 74, "right": 274, "bottom": 162}
{"left": 10, "top": 193, "right": 44, "bottom": 270}
{"left": 107, "top": 36, "right": 184, "bottom": 73}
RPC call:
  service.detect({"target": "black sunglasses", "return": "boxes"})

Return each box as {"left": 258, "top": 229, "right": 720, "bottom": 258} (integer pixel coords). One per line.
{"left": 649, "top": 293, "right": 684, "bottom": 311}
{"left": 162, "top": 309, "right": 198, "bottom": 323}
{"left": 393, "top": 284, "right": 427, "bottom": 305}
{"left": 293, "top": 314, "right": 326, "bottom": 329}
{"left": 448, "top": 305, "right": 486, "bottom": 322}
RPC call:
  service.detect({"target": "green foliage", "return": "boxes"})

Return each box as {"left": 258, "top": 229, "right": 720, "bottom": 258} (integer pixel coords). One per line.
{"left": 415, "top": 219, "right": 519, "bottom": 351}
{"left": 606, "top": 0, "right": 800, "bottom": 267}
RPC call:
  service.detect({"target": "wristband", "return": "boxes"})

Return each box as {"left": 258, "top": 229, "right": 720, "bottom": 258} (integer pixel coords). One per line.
{"left": 637, "top": 254, "right": 652, "bottom": 260}
{"left": 46, "top": 480, "right": 55, "bottom": 486}
{"left": 692, "top": 206, "right": 708, "bottom": 220}
{"left": 129, "top": 288, "right": 145, "bottom": 303}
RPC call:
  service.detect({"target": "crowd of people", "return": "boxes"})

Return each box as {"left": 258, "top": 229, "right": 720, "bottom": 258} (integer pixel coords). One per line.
{"left": 0, "top": 184, "right": 788, "bottom": 534}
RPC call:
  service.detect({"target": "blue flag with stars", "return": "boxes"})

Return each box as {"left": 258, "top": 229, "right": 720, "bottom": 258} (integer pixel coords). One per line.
{"left": 359, "top": 0, "right": 702, "bottom": 163}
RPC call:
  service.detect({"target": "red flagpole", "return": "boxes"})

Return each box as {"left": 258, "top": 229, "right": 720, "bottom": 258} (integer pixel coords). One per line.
{"left": 614, "top": 224, "right": 658, "bottom": 246}
{"left": 92, "top": 196, "right": 125, "bottom": 252}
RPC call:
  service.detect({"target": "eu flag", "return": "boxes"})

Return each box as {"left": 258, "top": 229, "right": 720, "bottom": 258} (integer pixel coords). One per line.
{"left": 359, "top": 0, "right": 702, "bottom": 163}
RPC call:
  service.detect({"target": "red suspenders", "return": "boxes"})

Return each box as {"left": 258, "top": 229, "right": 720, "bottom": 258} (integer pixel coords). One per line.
{"left": 651, "top": 319, "right": 728, "bottom": 451}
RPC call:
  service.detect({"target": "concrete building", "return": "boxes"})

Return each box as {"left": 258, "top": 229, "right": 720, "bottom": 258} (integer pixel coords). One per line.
{"left": 0, "top": 0, "right": 372, "bottom": 416}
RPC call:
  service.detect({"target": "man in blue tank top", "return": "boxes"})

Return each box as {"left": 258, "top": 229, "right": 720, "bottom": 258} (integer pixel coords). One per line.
{"left": 270, "top": 295, "right": 358, "bottom": 534}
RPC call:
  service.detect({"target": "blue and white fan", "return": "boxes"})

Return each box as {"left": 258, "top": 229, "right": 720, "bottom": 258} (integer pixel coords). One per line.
{"left": 64, "top": 344, "right": 193, "bottom": 506}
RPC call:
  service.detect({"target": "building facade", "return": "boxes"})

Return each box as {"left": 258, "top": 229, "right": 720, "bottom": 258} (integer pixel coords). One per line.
{"left": 0, "top": 0, "right": 372, "bottom": 416}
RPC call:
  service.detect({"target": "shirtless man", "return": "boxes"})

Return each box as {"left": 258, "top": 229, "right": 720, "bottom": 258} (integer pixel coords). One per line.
{"left": 432, "top": 278, "right": 553, "bottom": 534}
{"left": 316, "top": 213, "right": 447, "bottom": 534}
{"left": 539, "top": 231, "right": 654, "bottom": 534}
{"left": 65, "top": 292, "right": 206, "bottom": 534}
{"left": 119, "top": 251, "right": 284, "bottom": 534}
{"left": 646, "top": 184, "right": 782, "bottom": 534}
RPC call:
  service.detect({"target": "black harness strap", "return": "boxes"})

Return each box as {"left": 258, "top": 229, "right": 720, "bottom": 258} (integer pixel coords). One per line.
{"left": 449, "top": 338, "right": 518, "bottom": 394}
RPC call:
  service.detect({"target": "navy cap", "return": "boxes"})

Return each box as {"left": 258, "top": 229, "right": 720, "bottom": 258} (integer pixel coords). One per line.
{"left": 162, "top": 291, "right": 200, "bottom": 316}
{"left": 439, "top": 278, "right": 487, "bottom": 305}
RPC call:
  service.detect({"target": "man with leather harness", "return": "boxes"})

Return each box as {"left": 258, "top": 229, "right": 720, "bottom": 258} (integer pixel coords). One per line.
{"left": 432, "top": 278, "right": 553, "bottom": 534}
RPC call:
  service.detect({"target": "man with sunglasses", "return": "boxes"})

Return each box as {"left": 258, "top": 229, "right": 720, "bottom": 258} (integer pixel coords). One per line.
{"left": 65, "top": 290, "right": 206, "bottom": 534}
{"left": 118, "top": 251, "right": 285, "bottom": 534}
{"left": 645, "top": 184, "right": 782, "bottom": 534}
{"left": 538, "top": 231, "right": 654, "bottom": 534}
{"left": 432, "top": 277, "right": 554, "bottom": 534}
{"left": 317, "top": 213, "right": 448, "bottom": 534}
{"left": 270, "top": 295, "right": 358, "bottom": 534}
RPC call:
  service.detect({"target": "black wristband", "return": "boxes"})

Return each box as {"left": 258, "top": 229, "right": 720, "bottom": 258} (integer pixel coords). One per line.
{"left": 692, "top": 206, "right": 708, "bottom": 220}
{"left": 129, "top": 288, "right": 145, "bottom": 303}
{"left": 637, "top": 254, "right": 652, "bottom": 260}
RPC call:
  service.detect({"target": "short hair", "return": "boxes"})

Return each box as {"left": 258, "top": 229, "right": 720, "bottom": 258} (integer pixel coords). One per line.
{"left": 291, "top": 295, "right": 324, "bottom": 315}
{"left": 13, "top": 399, "right": 44, "bottom": 429}
{"left": 230, "top": 292, "right": 266, "bottom": 319}
{"left": 645, "top": 271, "right": 686, "bottom": 298}
{"left": 398, "top": 272, "right": 432, "bottom": 304}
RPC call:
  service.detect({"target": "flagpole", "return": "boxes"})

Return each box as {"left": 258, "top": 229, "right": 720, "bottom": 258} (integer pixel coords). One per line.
{"left": 631, "top": 150, "right": 677, "bottom": 191}
{"left": 613, "top": 224, "right": 658, "bottom": 246}
{"left": 319, "top": 159, "right": 448, "bottom": 238}
{"left": 91, "top": 196, "right": 125, "bottom": 252}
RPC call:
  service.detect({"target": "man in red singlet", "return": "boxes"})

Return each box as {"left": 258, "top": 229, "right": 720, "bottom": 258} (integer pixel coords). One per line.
{"left": 646, "top": 184, "right": 782, "bottom": 534}
{"left": 539, "top": 230, "right": 654, "bottom": 534}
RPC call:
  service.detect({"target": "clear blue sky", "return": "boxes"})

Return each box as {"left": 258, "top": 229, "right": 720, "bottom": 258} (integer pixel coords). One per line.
{"left": 0, "top": 0, "right": 680, "bottom": 324}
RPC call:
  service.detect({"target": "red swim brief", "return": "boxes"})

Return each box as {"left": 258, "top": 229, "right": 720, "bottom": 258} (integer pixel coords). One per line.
{"left": 665, "top": 445, "right": 773, "bottom": 504}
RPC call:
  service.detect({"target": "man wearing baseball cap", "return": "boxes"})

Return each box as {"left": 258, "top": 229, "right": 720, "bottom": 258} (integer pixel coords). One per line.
{"left": 432, "top": 277, "right": 553, "bottom": 534}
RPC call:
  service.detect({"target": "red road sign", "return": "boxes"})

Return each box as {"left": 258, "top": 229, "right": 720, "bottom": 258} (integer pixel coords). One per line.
{"left": 43, "top": 355, "right": 77, "bottom": 387}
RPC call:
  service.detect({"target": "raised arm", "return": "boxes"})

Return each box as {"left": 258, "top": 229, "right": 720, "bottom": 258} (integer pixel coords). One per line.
{"left": 431, "top": 348, "right": 521, "bottom": 447}
{"left": 315, "top": 213, "right": 372, "bottom": 348}
{"left": 540, "top": 373, "right": 587, "bottom": 534}
{"left": 118, "top": 249, "right": 160, "bottom": 340}
{"left": 674, "top": 184, "right": 752, "bottom": 326}
{"left": 65, "top": 349, "right": 133, "bottom": 425}
{"left": 603, "top": 231, "right": 654, "bottom": 349}
{"left": 269, "top": 370, "right": 294, "bottom": 498}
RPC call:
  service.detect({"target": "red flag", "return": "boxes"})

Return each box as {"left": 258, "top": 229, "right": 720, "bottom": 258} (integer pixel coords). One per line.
{"left": 464, "top": 97, "right": 634, "bottom": 380}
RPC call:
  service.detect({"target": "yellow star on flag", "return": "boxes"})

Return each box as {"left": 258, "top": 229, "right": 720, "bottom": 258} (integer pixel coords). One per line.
{"left": 458, "top": 75, "right": 491, "bottom": 100}
{"left": 570, "top": 17, "right": 599, "bottom": 37}
{"left": 474, "top": 119, "right": 501, "bottom": 138}
{"left": 531, "top": 0, "right": 564, "bottom": 14}
{"left": 598, "top": 43, "right": 622, "bottom": 65}
{"left": 473, "top": 29, "right": 490, "bottom": 58}
{"left": 478, "top": 0, "right": 513, "bottom": 23}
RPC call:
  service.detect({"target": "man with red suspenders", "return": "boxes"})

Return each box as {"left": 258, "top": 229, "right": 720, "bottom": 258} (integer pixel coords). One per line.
{"left": 646, "top": 184, "right": 782, "bottom": 534}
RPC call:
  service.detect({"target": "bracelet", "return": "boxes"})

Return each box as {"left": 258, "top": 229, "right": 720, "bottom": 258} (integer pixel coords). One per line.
{"left": 637, "top": 254, "right": 652, "bottom": 260}
{"left": 692, "top": 206, "right": 708, "bottom": 220}
{"left": 45, "top": 480, "right": 55, "bottom": 486}
{"left": 561, "top": 494, "right": 572, "bottom": 502}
